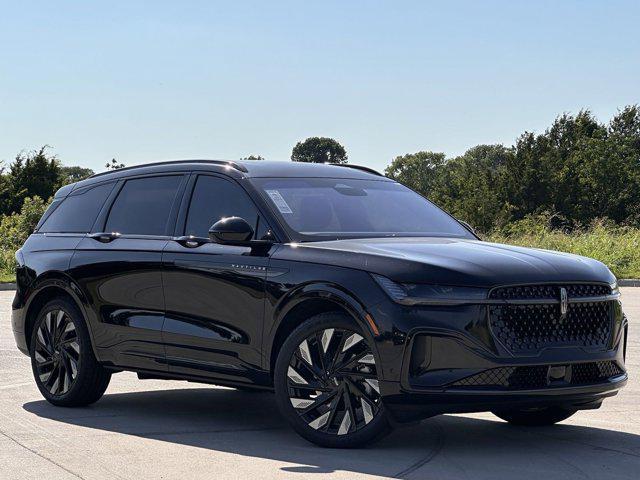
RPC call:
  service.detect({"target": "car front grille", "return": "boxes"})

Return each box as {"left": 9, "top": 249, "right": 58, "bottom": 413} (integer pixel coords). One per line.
{"left": 490, "top": 284, "right": 611, "bottom": 300}
{"left": 488, "top": 284, "right": 613, "bottom": 355}
{"left": 450, "top": 361, "right": 624, "bottom": 389}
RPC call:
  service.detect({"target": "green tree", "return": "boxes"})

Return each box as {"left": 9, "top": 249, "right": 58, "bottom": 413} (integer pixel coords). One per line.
{"left": 0, "top": 146, "right": 61, "bottom": 216}
{"left": 241, "top": 155, "right": 265, "bottom": 160}
{"left": 386, "top": 147, "right": 513, "bottom": 232}
{"left": 291, "top": 137, "right": 348, "bottom": 164}
{"left": 386, "top": 106, "right": 640, "bottom": 232}
{"left": 59, "top": 166, "right": 95, "bottom": 184}
{"left": 501, "top": 110, "right": 607, "bottom": 225}
{"left": 0, "top": 196, "right": 49, "bottom": 276}
{"left": 440, "top": 145, "right": 513, "bottom": 232}
{"left": 384, "top": 151, "right": 447, "bottom": 197}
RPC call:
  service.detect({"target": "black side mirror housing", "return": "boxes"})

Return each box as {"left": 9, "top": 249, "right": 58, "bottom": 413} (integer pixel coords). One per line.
{"left": 209, "top": 217, "right": 254, "bottom": 245}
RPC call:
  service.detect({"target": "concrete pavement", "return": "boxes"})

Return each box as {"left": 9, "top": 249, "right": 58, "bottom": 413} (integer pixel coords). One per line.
{"left": 1, "top": 289, "right": 639, "bottom": 479}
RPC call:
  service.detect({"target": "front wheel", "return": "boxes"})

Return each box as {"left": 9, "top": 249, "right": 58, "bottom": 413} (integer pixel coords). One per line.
{"left": 30, "top": 298, "right": 111, "bottom": 407}
{"left": 493, "top": 407, "right": 577, "bottom": 426}
{"left": 274, "top": 312, "right": 391, "bottom": 448}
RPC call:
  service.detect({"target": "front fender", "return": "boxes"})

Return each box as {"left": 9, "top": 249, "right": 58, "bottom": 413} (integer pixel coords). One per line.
{"left": 265, "top": 281, "right": 385, "bottom": 377}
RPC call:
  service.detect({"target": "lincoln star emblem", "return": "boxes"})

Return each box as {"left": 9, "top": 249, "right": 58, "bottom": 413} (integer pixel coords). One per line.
{"left": 559, "top": 287, "right": 568, "bottom": 318}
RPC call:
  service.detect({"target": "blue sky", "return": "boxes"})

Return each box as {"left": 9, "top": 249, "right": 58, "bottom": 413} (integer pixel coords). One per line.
{"left": 1, "top": 1, "right": 638, "bottom": 172}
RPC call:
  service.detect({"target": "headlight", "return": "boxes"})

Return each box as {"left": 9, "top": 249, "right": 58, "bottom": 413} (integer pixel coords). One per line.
{"left": 372, "top": 274, "right": 488, "bottom": 306}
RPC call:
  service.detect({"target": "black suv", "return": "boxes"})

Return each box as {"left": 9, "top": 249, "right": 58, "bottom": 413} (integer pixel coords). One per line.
{"left": 12, "top": 160, "right": 627, "bottom": 447}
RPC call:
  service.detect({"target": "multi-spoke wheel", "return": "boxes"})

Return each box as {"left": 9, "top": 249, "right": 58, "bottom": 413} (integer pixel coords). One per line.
{"left": 30, "top": 298, "right": 111, "bottom": 407}
{"left": 275, "top": 312, "right": 392, "bottom": 447}
{"left": 33, "top": 309, "right": 80, "bottom": 396}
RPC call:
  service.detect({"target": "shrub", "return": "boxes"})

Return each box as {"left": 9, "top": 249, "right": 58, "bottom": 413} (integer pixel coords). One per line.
{"left": 488, "top": 215, "right": 640, "bottom": 278}
{"left": 0, "top": 196, "right": 49, "bottom": 278}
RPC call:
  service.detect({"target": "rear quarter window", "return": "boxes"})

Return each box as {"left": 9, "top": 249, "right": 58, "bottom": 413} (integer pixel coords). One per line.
{"left": 39, "top": 182, "right": 116, "bottom": 233}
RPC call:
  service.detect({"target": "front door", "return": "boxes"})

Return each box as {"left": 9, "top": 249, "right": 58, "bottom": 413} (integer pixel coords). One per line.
{"left": 162, "top": 174, "right": 274, "bottom": 385}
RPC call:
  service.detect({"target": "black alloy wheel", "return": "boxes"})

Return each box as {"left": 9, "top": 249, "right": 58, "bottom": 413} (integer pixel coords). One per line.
{"left": 33, "top": 308, "right": 80, "bottom": 396}
{"left": 275, "top": 313, "right": 391, "bottom": 447}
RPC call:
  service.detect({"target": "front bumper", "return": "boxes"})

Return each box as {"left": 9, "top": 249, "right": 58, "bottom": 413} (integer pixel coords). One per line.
{"left": 367, "top": 296, "right": 628, "bottom": 423}
{"left": 381, "top": 375, "right": 626, "bottom": 422}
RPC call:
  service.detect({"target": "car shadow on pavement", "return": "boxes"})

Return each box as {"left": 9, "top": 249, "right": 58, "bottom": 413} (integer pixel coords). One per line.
{"left": 24, "top": 387, "right": 640, "bottom": 479}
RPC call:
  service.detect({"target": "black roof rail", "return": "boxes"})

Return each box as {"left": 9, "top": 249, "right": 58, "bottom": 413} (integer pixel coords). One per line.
{"left": 89, "top": 159, "right": 248, "bottom": 179}
{"left": 329, "top": 163, "right": 384, "bottom": 177}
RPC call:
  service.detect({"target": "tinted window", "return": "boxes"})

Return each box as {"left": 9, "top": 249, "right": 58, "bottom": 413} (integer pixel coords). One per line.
{"left": 39, "top": 182, "right": 115, "bottom": 233}
{"left": 253, "top": 178, "right": 473, "bottom": 241}
{"left": 185, "top": 176, "right": 262, "bottom": 237}
{"left": 105, "top": 176, "right": 182, "bottom": 235}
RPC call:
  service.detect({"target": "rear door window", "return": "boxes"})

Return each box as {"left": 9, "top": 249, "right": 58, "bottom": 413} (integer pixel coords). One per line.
{"left": 39, "top": 182, "right": 115, "bottom": 233}
{"left": 105, "top": 175, "right": 183, "bottom": 236}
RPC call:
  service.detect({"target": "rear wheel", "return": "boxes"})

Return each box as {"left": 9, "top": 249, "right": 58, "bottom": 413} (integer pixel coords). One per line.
{"left": 274, "top": 312, "right": 391, "bottom": 448}
{"left": 30, "top": 298, "right": 111, "bottom": 407}
{"left": 493, "top": 407, "right": 577, "bottom": 426}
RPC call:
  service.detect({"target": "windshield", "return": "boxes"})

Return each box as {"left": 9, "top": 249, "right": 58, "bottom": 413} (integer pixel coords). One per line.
{"left": 252, "top": 178, "right": 474, "bottom": 241}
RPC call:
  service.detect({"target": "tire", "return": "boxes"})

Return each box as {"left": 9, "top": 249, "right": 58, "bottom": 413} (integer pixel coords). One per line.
{"left": 492, "top": 407, "right": 577, "bottom": 426}
{"left": 274, "top": 312, "right": 392, "bottom": 448}
{"left": 29, "top": 297, "right": 111, "bottom": 407}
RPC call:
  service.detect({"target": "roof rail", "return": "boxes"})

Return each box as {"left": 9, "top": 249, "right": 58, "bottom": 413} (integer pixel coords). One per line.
{"left": 89, "top": 159, "right": 248, "bottom": 179}
{"left": 329, "top": 163, "right": 384, "bottom": 177}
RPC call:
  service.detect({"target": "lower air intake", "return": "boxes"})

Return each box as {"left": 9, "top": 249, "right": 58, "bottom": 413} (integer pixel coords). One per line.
{"left": 450, "top": 361, "right": 624, "bottom": 390}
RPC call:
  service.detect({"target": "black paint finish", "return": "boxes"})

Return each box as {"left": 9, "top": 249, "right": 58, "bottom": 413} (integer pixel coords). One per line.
{"left": 162, "top": 241, "right": 270, "bottom": 382}
{"left": 69, "top": 236, "right": 169, "bottom": 372}
{"left": 11, "top": 160, "right": 628, "bottom": 423}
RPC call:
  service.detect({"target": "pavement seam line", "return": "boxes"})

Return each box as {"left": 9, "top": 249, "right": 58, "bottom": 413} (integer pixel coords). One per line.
{"left": 394, "top": 421, "right": 446, "bottom": 478}
{"left": 0, "top": 429, "right": 86, "bottom": 480}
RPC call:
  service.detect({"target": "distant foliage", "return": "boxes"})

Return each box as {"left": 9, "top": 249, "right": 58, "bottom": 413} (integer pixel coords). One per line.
{"left": 488, "top": 214, "right": 640, "bottom": 278}
{"left": 60, "top": 166, "right": 95, "bottom": 184}
{"left": 241, "top": 155, "right": 265, "bottom": 160}
{"left": 0, "top": 146, "right": 96, "bottom": 217}
{"left": 0, "top": 147, "right": 61, "bottom": 216}
{"left": 0, "top": 196, "right": 49, "bottom": 275}
{"left": 386, "top": 106, "right": 640, "bottom": 233}
{"left": 291, "top": 137, "right": 348, "bottom": 164}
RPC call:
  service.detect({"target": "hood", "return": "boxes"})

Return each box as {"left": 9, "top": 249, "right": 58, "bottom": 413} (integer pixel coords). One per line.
{"left": 288, "top": 237, "right": 614, "bottom": 288}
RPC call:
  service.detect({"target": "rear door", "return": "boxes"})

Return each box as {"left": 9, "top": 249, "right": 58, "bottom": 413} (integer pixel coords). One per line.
{"left": 161, "top": 173, "right": 275, "bottom": 385}
{"left": 69, "top": 173, "right": 187, "bottom": 372}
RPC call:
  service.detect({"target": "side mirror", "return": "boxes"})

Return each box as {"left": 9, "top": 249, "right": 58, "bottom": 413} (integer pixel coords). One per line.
{"left": 209, "top": 217, "right": 254, "bottom": 245}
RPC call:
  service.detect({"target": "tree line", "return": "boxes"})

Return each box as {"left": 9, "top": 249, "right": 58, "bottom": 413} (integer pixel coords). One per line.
{"left": 1, "top": 105, "right": 638, "bottom": 234}
{"left": 385, "top": 106, "right": 640, "bottom": 233}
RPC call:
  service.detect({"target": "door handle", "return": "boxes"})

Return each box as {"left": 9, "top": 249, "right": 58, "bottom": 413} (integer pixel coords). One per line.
{"left": 174, "top": 236, "right": 209, "bottom": 248}
{"left": 89, "top": 232, "right": 121, "bottom": 243}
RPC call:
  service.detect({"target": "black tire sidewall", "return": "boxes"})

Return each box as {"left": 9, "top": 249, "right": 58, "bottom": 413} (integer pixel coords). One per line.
{"left": 274, "top": 312, "right": 391, "bottom": 448}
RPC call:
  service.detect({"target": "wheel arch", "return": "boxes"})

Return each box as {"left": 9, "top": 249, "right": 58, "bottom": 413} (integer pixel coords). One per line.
{"left": 23, "top": 273, "right": 94, "bottom": 354}
{"left": 267, "top": 283, "right": 379, "bottom": 377}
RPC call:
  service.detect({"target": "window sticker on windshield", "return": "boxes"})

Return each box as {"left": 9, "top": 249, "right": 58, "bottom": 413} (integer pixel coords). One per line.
{"left": 266, "top": 190, "right": 293, "bottom": 214}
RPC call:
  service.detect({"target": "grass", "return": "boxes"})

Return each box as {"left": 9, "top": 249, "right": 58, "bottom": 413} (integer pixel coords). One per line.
{"left": 488, "top": 223, "right": 640, "bottom": 279}
{"left": 0, "top": 249, "right": 15, "bottom": 283}
{"left": 0, "top": 272, "right": 14, "bottom": 283}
